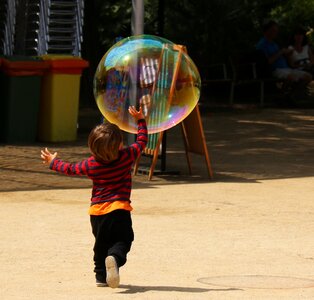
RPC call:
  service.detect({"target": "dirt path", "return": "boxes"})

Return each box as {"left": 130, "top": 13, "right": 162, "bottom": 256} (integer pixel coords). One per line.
{"left": 1, "top": 178, "right": 314, "bottom": 299}
{"left": 1, "top": 108, "right": 314, "bottom": 299}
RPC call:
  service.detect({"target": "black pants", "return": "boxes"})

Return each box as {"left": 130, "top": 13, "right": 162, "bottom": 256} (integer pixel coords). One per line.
{"left": 90, "top": 209, "right": 134, "bottom": 281}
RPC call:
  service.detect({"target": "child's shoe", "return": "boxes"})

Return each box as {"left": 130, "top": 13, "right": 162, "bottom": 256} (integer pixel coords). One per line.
{"left": 96, "top": 279, "right": 108, "bottom": 287}
{"left": 105, "top": 256, "right": 120, "bottom": 288}
{"left": 96, "top": 273, "right": 107, "bottom": 287}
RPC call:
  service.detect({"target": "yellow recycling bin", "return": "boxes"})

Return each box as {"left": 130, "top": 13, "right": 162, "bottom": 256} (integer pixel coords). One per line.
{"left": 38, "top": 55, "right": 89, "bottom": 142}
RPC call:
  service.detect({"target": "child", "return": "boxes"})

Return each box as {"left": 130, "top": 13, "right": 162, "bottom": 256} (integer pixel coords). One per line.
{"left": 41, "top": 106, "right": 147, "bottom": 288}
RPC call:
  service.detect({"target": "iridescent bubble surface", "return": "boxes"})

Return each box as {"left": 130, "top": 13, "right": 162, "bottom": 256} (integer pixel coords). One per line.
{"left": 94, "top": 35, "right": 201, "bottom": 134}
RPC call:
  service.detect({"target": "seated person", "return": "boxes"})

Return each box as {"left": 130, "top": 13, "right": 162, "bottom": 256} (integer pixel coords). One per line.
{"left": 256, "top": 21, "right": 312, "bottom": 83}
{"left": 288, "top": 28, "right": 314, "bottom": 75}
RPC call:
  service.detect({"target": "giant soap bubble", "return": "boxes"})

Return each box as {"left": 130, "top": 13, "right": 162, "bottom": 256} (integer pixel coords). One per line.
{"left": 94, "top": 35, "right": 201, "bottom": 134}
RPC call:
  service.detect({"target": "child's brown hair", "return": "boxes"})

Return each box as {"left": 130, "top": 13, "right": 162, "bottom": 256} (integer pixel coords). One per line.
{"left": 88, "top": 123, "right": 123, "bottom": 162}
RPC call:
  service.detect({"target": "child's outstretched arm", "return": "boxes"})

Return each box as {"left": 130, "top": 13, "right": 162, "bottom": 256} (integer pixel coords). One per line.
{"left": 128, "top": 106, "right": 148, "bottom": 158}
{"left": 41, "top": 148, "right": 58, "bottom": 165}
{"left": 128, "top": 106, "right": 145, "bottom": 120}
{"left": 41, "top": 148, "right": 89, "bottom": 176}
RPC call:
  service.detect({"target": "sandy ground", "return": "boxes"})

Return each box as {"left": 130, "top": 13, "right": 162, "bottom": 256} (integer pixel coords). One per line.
{"left": 1, "top": 180, "right": 314, "bottom": 300}
{"left": 1, "top": 109, "right": 314, "bottom": 299}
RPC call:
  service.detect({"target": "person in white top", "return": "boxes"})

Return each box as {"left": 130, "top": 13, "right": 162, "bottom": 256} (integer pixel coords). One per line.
{"left": 288, "top": 28, "right": 314, "bottom": 75}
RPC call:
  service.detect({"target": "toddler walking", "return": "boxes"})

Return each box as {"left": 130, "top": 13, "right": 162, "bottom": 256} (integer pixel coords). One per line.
{"left": 41, "top": 106, "right": 147, "bottom": 288}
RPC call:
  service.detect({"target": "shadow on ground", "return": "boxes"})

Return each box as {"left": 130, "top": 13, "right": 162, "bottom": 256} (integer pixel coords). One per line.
{"left": 0, "top": 108, "right": 313, "bottom": 192}
{"left": 116, "top": 284, "right": 241, "bottom": 294}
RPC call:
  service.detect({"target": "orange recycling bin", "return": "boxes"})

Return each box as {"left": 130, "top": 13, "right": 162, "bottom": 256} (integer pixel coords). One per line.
{"left": 38, "top": 56, "right": 89, "bottom": 142}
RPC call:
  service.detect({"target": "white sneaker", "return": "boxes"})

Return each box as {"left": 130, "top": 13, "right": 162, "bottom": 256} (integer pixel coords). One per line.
{"left": 105, "top": 256, "right": 120, "bottom": 288}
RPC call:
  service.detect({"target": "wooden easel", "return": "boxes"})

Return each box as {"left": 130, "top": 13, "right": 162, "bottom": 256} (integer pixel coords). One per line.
{"left": 134, "top": 44, "right": 213, "bottom": 180}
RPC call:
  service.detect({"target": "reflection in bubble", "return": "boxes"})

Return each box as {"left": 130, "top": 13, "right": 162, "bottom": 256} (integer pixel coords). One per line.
{"left": 94, "top": 35, "right": 201, "bottom": 134}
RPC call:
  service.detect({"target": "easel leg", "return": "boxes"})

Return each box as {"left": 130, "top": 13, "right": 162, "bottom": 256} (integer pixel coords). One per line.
{"left": 181, "top": 105, "right": 214, "bottom": 179}
{"left": 204, "top": 149, "right": 214, "bottom": 179}
{"left": 181, "top": 123, "right": 192, "bottom": 175}
{"left": 185, "top": 152, "right": 193, "bottom": 175}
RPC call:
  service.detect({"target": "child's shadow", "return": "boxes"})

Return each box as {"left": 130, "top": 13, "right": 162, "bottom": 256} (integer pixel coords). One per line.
{"left": 118, "top": 284, "right": 241, "bottom": 294}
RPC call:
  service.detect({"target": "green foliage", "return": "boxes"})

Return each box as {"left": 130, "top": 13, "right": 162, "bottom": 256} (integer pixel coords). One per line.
{"left": 270, "top": 0, "right": 314, "bottom": 29}
{"left": 269, "top": 0, "right": 314, "bottom": 45}
{"left": 95, "top": 0, "right": 132, "bottom": 51}
{"left": 93, "top": 0, "right": 314, "bottom": 64}
{"left": 162, "top": 0, "right": 258, "bottom": 65}
{"left": 308, "top": 28, "right": 314, "bottom": 46}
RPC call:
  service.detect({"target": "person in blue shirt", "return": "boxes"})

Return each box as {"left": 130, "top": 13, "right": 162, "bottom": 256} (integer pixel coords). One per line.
{"left": 256, "top": 21, "right": 312, "bottom": 83}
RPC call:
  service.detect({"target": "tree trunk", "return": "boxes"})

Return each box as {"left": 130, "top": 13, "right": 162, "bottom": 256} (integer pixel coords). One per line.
{"left": 157, "top": 0, "right": 165, "bottom": 36}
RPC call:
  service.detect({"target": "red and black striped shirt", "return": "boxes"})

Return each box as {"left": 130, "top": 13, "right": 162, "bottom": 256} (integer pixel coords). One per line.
{"left": 50, "top": 120, "right": 148, "bottom": 205}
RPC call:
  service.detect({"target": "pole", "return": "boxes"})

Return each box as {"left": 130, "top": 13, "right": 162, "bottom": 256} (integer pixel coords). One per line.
{"left": 157, "top": 0, "right": 167, "bottom": 171}
{"left": 131, "top": 0, "right": 144, "bottom": 35}
{"left": 128, "top": 0, "right": 144, "bottom": 145}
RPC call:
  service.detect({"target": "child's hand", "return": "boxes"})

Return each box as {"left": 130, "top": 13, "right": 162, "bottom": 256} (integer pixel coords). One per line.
{"left": 128, "top": 106, "right": 145, "bottom": 120}
{"left": 41, "top": 148, "right": 58, "bottom": 165}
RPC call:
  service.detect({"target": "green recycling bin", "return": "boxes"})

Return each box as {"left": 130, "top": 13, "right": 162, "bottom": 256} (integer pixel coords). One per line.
{"left": 0, "top": 57, "right": 48, "bottom": 143}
